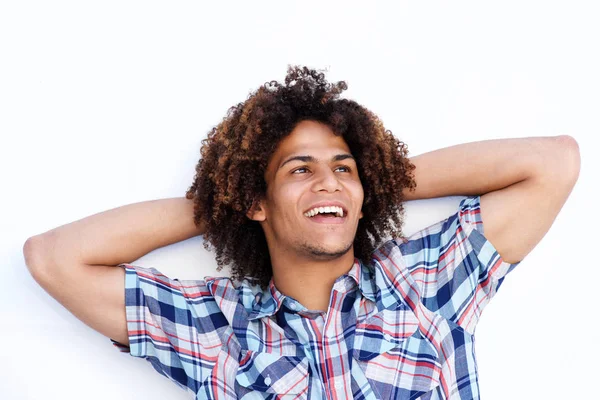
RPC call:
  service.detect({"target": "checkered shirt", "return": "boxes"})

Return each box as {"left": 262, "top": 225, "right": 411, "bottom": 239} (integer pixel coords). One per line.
{"left": 111, "top": 195, "right": 521, "bottom": 399}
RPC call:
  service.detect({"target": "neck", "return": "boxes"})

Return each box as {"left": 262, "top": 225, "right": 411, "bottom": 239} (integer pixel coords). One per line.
{"left": 269, "top": 249, "right": 356, "bottom": 312}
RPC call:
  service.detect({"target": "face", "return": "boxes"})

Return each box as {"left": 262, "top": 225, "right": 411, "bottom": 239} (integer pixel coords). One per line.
{"left": 248, "top": 120, "right": 364, "bottom": 260}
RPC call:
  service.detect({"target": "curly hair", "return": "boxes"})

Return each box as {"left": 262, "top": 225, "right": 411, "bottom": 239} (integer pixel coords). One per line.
{"left": 185, "top": 65, "right": 417, "bottom": 288}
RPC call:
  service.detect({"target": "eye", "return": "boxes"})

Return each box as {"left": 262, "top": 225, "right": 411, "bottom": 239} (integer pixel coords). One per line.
{"left": 292, "top": 167, "right": 309, "bottom": 174}
{"left": 335, "top": 165, "right": 351, "bottom": 173}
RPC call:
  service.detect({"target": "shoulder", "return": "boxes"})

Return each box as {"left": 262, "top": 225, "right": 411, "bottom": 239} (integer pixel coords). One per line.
{"left": 119, "top": 263, "right": 213, "bottom": 295}
{"left": 379, "top": 196, "right": 482, "bottom": 262}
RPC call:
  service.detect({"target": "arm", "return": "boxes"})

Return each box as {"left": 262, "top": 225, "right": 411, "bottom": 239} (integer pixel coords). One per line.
{"left": 403, "top": 135, "right": 580, "bottom": 263}
{"left": 23, "top": 197, "right": 205, "bottom": 345}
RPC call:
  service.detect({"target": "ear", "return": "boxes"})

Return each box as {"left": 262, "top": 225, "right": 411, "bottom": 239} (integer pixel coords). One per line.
{"left": 247, "top": 198, "right": 266, "bottom": 222}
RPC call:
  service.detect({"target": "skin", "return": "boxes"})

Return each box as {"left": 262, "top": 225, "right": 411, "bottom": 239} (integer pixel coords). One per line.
{"left": 248, "top": 120, "right": 364, "bottom": 311}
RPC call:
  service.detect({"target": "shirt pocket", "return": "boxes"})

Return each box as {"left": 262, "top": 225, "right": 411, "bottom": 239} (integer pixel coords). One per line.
{"left": 235, "top": 350, "right": 310, "bottom": 398}
{"left": 353, "top": 306, "right": 442, "bottom": 394}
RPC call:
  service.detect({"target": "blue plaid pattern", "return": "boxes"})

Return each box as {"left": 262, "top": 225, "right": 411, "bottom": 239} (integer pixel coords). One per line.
{"left": 111, "top": 195, "right": 521, "bottom": 399}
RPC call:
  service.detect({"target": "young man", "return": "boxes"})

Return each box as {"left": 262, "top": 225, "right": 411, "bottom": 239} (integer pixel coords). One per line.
{"left": 23, "top": 66, "right": 580, "bottom": 399}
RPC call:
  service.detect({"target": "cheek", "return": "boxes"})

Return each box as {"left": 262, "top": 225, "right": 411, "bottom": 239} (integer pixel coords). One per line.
{"left": 350, "top": 181, "right": 365, "bottom": 203}
{"left": 271, "top": 184, "right": 302, "bottom": 218}
{"left": 280, "top": 180, "right": 306, "bottom": 201}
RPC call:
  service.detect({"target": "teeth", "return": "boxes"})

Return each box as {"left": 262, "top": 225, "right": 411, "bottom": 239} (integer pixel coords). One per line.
{"left": 304, "top": 206, "right": 344, "bottom": 218}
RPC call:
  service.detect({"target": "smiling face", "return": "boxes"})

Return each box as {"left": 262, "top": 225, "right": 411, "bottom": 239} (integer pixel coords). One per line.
{"left": 248, "top": 120, "right": 364, "bottom": 261}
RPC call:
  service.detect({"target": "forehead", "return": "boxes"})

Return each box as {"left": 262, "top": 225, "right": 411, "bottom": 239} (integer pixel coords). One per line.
{"left": 270, "top": 120, "right": 351, "bottom": 165}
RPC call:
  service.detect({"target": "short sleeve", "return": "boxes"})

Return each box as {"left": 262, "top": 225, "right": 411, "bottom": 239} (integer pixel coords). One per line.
{"left": 110, "top": 263, "right": 223, "bottom": 392}
{"left": 398, "top": 196, "right": 522, "bottom": 334}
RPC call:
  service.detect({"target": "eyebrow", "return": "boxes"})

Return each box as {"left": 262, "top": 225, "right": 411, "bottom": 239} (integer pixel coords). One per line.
{"left": 278, "top": 153, "right": 356, "bottom": 170}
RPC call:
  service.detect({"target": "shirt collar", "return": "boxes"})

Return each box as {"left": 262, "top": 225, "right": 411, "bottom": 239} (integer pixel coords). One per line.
{"left": 241, "top": 258, "right": 378, "bottom": 321}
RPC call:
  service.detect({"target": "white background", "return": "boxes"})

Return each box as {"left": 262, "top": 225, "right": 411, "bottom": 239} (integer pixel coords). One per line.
{"left": 2, "top": 1, "right": 598, "bottom": 399}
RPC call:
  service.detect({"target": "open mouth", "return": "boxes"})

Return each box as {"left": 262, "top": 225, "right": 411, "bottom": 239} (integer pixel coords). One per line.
{"left": 304, "top": 212, "right": 346, "bottom": 224}
{"left": 303, "top": 204, "right": 348, "bottom": 224}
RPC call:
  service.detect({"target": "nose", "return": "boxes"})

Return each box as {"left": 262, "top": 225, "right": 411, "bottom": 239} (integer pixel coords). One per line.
{"left": 311, "top": 167, "right": 342, "bottom": 193}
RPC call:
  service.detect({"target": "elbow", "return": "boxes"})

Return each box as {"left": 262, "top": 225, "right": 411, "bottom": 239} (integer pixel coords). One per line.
{"left": 23, "top": 236, "right": 39, "bottom": 268}
{"left": 23, "top": 235, "right": 52, "bottom": 281}
{"left": 555, "top": 135, "right": 581, "bottom": 184}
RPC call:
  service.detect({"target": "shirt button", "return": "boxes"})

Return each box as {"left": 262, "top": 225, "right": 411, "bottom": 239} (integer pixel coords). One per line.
{"left": 264, "top": 375, "right": 271, "bottom": 385}
{"left": 384, "top": 333, "right": 393, "bottom": 341}
{"left": 289, "top": 302, "right": 297, "bottom": 310}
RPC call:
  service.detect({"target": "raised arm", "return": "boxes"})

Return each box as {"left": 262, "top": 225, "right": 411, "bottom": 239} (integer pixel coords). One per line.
{"left": 403, "top": 135, "right": 580, "bottom": 263}
{"left": 22, "top": 197, "right": 205, "bottom": 345}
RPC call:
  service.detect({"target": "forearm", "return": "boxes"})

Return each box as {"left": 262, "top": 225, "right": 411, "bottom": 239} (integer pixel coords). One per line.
{"left": 31, "top": 197, "right": 205, "bottom": 267}
{"left": 403, "top": 135, "right": 565, "bottom": 201}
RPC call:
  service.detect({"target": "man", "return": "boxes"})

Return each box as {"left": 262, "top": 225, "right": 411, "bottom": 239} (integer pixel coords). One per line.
{"left": 23, "top": 66, "right": 580, "bottom": 399}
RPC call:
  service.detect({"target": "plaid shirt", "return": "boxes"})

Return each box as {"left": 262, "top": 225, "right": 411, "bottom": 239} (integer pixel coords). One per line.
{"left": 111, "top": 196, "right": 521, "bottom": 399}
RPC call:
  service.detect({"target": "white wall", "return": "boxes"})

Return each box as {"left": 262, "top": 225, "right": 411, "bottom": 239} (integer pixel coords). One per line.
{"left": 2, "top": 1, "right": 598, "bottom": 399}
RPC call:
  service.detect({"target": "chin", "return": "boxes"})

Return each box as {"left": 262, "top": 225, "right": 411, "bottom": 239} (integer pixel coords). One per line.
{"left": 306, "top": 241, "right": 354, "bottom": 259}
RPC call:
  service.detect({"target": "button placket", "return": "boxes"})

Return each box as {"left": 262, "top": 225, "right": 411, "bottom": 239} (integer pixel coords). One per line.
{"left": 321, "top": 288, "right": 352, "bottom": 400}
